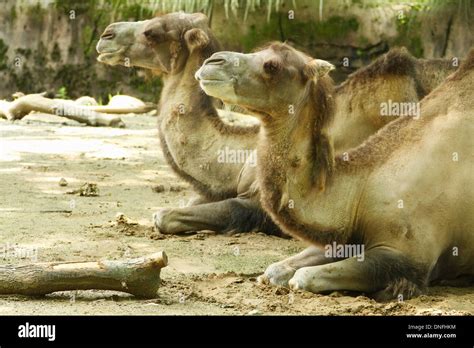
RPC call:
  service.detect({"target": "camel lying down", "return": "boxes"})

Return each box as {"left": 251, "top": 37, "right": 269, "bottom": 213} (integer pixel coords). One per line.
{"left": 196, "top": 43, "right": 474, "bottom": 300}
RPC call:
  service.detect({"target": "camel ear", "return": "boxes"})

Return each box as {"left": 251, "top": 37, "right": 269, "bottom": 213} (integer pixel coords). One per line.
{"left": 305, "top": 59, "right": 335, "bottom": 79}
{"left": 184, "top": 28, "right": 210, "bottom": 52}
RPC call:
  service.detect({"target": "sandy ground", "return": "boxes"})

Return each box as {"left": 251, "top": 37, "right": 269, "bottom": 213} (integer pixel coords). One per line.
{"left": 0, "top": 113, "right": 473, "bottom": 316}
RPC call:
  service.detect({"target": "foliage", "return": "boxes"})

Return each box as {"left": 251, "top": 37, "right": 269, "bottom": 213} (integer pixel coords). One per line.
{"left": 393, "top": 5, "right": 424, "bottom": 57}
{"left": 56, "top": 86, "right": 68, "bottom": 99}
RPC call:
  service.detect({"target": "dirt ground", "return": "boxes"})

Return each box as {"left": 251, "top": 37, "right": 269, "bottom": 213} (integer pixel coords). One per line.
{"left": 0, "top": 113, "right": 473, "bottom": 316}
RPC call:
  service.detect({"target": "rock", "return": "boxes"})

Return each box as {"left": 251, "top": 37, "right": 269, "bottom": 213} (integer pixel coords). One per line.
{"left": 58, "top": 178, "right": 68, "bottom": 187}
{"left": 197, "top": 230, "right": 217, "bottom": 236}
{"left": 66, "top": 182, "right": 99, "bottom": 196}
{"left": 169, "top": 184, "right": 186, "bottom": 192}
{"left": 108, "top": 95, "right": 145, "bottom": 108}
{"left": 75, "top": 96, "right": 98, "bottom": 106}
{"left": 152, "top": 185, "right": 165, "bottom": 193}
{"left": 246, "top": 309, "right": 260, "bottom": 316}
{"left": 149, "top": 232, "right": 166, "bottom": 240}
{"left": 274, "top": 287, "right": 290, "bottom": 296}
{"left": 115, "top": 212, "right": 138, "bottom": 225}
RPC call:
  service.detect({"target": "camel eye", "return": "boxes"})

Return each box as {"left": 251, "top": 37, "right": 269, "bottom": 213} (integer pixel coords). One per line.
{"left": 144, "top": 29, "right": 152, "bottom": 38}
{"left": 263, "top": 60, "right": 281, "bottom": 76}
{"left": 144, "top": 28, "right": 161, "bottom": 42}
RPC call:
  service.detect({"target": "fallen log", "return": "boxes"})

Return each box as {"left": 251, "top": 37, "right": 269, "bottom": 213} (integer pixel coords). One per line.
{"left": 0, "top": 94, "right": 125, "bottom": 127}
{"left": 0, "top": 251, "right": 167, "bottom": 298}
{"left": 76, "top": 94, "right": 157, "bottom": 114}
{"left": 86, "top": 103, "right": 156, "bottom": 114}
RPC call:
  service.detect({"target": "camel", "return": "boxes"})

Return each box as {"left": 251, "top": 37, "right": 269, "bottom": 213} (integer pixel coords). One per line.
{"left": 195, "top": 43, "right": 474, "bottom": 299}
{"left": 97, "top": 12, "right": 457, "bottom": 237}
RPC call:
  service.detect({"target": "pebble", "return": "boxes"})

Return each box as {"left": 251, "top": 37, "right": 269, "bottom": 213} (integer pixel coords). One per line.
{"left": 247, "top": 309, "right": 260, "bottom": 316}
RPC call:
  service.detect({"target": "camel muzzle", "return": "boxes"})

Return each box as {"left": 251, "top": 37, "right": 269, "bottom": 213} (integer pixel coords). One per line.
{"left": 196, "top": 51, "right": 241, "bottom": 82}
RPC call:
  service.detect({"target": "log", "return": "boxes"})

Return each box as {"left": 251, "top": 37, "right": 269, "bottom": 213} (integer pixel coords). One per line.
{"left": 0, "top": 94, "right": 125, "bottom": 128}
{"left": 0, "top": 251, "right": 167, "bottom": 298}
{"left": 86, "top": 103, "right": 156, "bottom": 114}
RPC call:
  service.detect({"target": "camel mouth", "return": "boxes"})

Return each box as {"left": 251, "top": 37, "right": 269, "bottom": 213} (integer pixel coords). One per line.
{"left": 96, "top": 47, "right": 126, "bottom": 64}
{"left": 199, "top": 79, "right": 230, "bottom": 84}
{"left": 195, "top": 72, "right": 233, "bottom": 86}
{"left": 198, "top": 79, "right": 233, "bottom": 94}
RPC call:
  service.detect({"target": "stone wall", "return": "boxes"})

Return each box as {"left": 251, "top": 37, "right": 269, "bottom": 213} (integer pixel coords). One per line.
{"left": 0, "top": 0, "right": 162, "bottom": 101}
{"left": 0, "top": 0, "right": 472, "bottom": 101}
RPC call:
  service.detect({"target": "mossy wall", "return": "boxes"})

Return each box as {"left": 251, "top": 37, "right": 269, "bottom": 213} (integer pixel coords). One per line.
{"left": 0, "top": 0, "right": 162, "bottom": 102}
{"left": 0, "top": 0, "right": 471, "bottom": 101}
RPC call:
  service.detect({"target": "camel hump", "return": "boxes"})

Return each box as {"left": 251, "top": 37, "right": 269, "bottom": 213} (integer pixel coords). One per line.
{"left": 379, "top": 47, "right": 417, "bottom": 75}
{"left": 348, "top": 47, "right": 417, "bottom": 82}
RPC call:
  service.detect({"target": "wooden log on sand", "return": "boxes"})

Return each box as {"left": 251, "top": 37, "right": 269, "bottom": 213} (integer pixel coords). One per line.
{"left": 87, "top": 103, "right": 156, "bottom": 114}
{"left": 0, "top": 93, "right": 125, "bottom": 127}
{"left": 0, "top": 252, "right": 167, "bottom": 298}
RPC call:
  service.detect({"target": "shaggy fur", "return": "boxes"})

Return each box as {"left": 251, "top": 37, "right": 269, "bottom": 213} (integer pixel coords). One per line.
{"left": 256, "top": 43, "right": 343, "bottom": 245}
{"left": 225, "top": 198, "right": 283, "bottom": 236}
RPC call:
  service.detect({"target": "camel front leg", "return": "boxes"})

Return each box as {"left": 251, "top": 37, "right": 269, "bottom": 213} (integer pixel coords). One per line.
{"left": 288, "top": 248, "right": 426, "bottom": 300}
{"left": 153, "top": 198, "right": 282, "bottom": 236}
{"left": 257, "top": 246, "right": 336, "bottom": 287}
{"left": 186, "top": 195, "right": 213, "bottom": 206}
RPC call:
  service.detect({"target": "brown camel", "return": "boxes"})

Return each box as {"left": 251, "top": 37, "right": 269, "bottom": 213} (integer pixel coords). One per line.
{"left": 196, "top": 43, "right": 473, "bottom": 299}
{"left": 97, "top": 12, "right": 283, "bottom": 235}
{"left": 97, "top": 13, "right": 458, "bottom": 237}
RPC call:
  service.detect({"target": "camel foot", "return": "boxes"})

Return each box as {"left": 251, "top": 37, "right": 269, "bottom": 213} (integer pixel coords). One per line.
{"left": 153, "top": 208, "right": 175, "bottom": 234}
{"left": 257, "top": 261, "right": 297, "bottom": 287}
{"left": 288, "top": 266, "right": 335, "bottom": 293}
{"left": 288, "top": 267, "right": 316, "bottom": 292}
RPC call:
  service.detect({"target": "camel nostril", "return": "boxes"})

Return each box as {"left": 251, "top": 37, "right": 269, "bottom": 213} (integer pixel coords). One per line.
{"left": 205, "top": 58, "right": 226, "bottom": 66}
{"left": 101, "top": 32, "right": 115, "bottom": 40}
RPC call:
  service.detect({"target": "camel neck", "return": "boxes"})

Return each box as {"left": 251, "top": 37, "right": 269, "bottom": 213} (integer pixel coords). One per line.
{"left": 258, "top": 105, "right": 333, "bottom": 197}
{"left": 257, "top": 92, "right": 365, "bottom": 245}
{"left": 159, "top": 57, "right": 215, "bottom": 118}
{"left": 156, "top": 49, "right": 259, "bottom": 200}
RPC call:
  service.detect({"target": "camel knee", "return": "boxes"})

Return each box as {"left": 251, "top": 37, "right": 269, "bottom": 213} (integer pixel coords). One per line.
{"left": 153, "top": 208, "right": 182, "bottom": 234}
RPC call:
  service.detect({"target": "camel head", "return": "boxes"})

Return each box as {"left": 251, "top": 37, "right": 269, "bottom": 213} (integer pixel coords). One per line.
{"left": 195, "top": 42, "right": 335, "bottom": 118}
{"left": 96, "top": 12, "right": 214, "bottom": 74}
